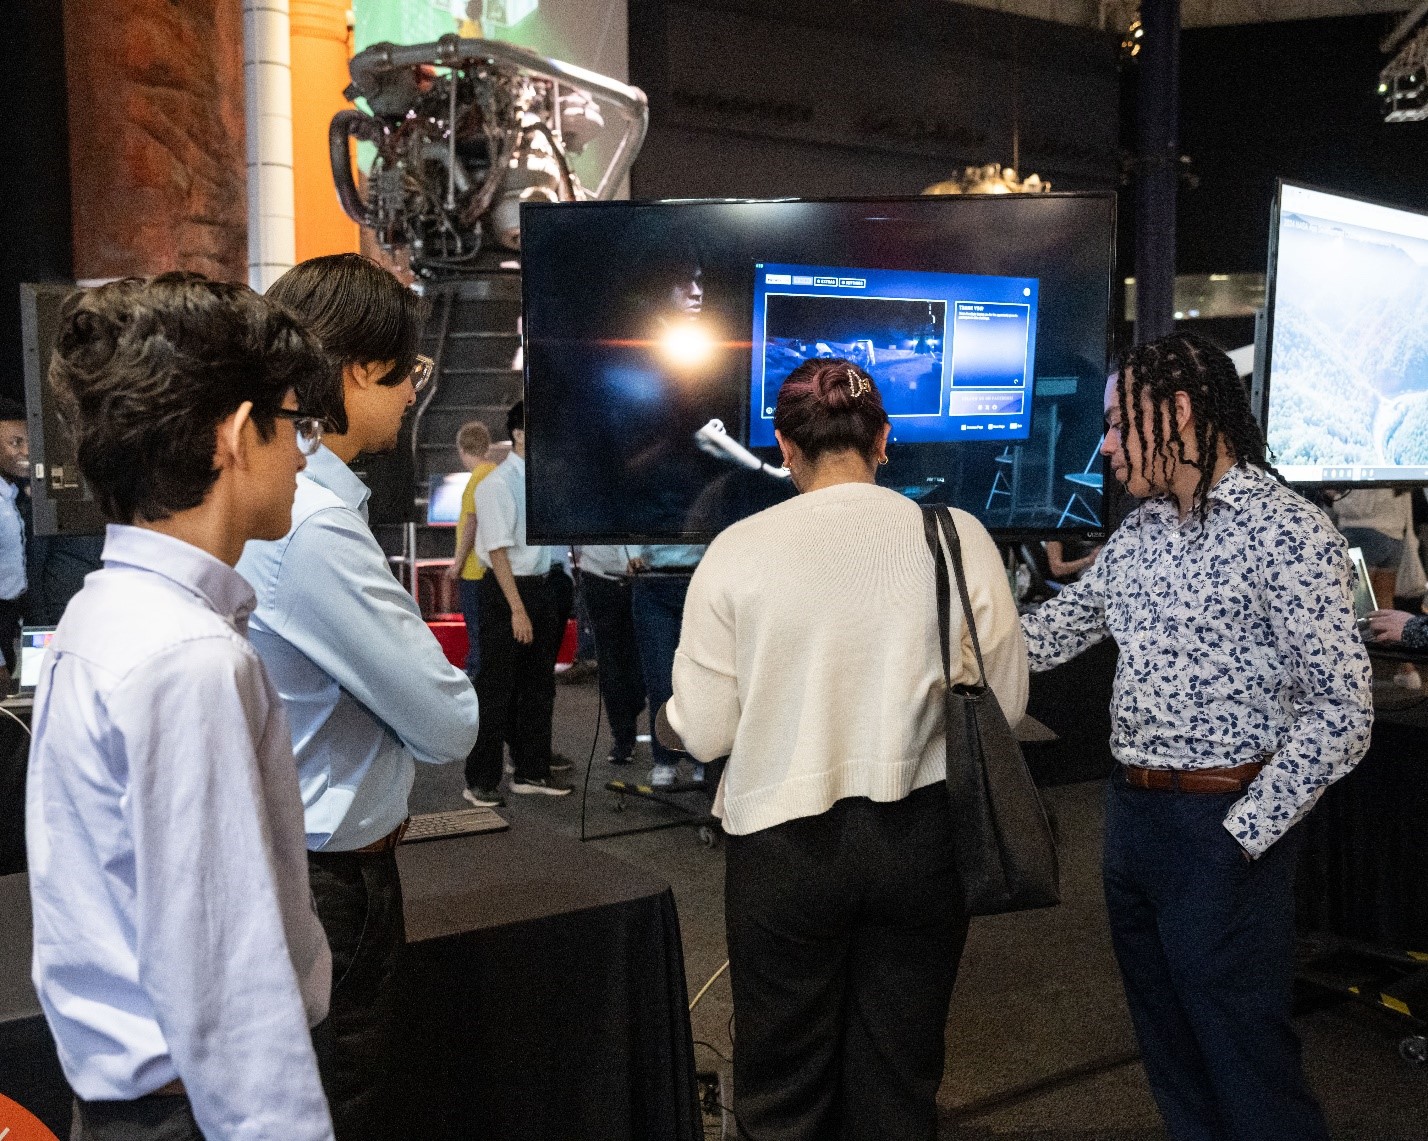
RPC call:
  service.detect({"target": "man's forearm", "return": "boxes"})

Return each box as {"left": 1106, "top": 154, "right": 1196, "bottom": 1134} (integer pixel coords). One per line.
{"left": 490, "top": 548, "right": 525, "bottom": 614}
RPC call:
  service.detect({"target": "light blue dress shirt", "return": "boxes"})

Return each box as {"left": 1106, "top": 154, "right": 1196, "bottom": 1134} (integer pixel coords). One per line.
{"left": 0, "top": 477, "right": 26, "bottom": 599}
{"left": 237, "top": 446, "right": 480, "bottom": 851}
{"left": 27, "top": 525, "right": 333, "bottom": 1139}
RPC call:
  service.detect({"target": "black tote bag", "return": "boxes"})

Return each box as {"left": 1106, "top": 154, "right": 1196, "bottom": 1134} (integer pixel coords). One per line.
{"left": 922, "top": 506, "right": 1060, "bottom": 915}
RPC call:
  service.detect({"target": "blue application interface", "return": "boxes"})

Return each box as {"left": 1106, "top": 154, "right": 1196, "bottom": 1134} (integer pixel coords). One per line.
{"left": 748, "top": 262, "right": 1039, "bottom": 447}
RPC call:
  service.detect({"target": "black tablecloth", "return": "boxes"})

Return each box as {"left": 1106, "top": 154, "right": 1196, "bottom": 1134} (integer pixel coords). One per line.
{"left": 1296, "top": 712, "right": 1428, "bottom": 948}
{"left": 0, "top": 822, "right": 703, "bottom": 1140}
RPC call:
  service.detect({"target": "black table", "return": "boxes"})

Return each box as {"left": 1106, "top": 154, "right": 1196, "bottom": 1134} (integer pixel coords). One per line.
{"left": 0, "top": 822, "right": 703, "bottom": 1140}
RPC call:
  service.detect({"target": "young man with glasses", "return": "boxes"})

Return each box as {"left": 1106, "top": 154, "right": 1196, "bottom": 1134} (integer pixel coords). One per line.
{"left": 28, "top": 274, "right": 340, "bottom": 1141}
{"left": 0, "top": 397, "right": 28, "bottom": 685}
{"left": 237, "top": 253, "right": 478, "bottom": 1140}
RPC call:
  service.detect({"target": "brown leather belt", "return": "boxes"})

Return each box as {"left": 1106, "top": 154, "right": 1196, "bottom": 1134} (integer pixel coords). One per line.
{"left": 146, "top": 1078, "right": 185, "bottom": 1098}
{"left": 1121, "top": 760, "right": 1264, "bottom": 794}
{"left": 351, "top": 819, "right": 409, "bottom": 854}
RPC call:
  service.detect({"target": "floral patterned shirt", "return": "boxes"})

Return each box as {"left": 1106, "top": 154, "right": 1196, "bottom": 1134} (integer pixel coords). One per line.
{"left": 1021, "top": 464, "right": 1373, "bottom": 857}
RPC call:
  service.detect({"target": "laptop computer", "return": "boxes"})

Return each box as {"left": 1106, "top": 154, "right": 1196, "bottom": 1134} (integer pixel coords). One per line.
{"left": 1346, "top": 547, "right": 1377, "bottom": 625}
{"left": 18, "top": 627, "right": 56, "bottom": 695}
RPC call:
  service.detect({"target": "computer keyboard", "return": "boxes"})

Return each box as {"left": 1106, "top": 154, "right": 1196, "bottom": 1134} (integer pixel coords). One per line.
{"left": 402, "top": 806, "right": 510, "bottom": 843}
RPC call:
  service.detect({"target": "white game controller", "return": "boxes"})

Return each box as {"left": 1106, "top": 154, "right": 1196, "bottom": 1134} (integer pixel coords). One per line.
{"left": 695, "top": 419, "right": 791, "bottom": 480}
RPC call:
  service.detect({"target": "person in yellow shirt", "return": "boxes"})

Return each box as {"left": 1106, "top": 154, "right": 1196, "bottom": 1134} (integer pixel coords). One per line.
{"left": 445, "top": 420, "right": 498, "bottom": 677}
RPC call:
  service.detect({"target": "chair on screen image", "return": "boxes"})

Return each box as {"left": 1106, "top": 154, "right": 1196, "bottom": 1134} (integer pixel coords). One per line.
{"left": 1057, "top": 435, "right": 1105, "bottom": 527}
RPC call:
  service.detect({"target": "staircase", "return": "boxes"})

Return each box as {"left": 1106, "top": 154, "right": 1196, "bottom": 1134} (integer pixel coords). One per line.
{"left": 365, "top": 270, "right": 524, "bottom": 590}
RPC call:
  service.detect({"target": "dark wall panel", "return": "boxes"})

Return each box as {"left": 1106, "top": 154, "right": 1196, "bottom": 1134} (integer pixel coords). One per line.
{"left": 629, "top": 0, "right": 1120, "bottom": 200}
{"left": 2, "top": 0, "right": 73, "bottom": 402}
{"left": 1179, "top": 14, "right": 1428, "bottom": 276}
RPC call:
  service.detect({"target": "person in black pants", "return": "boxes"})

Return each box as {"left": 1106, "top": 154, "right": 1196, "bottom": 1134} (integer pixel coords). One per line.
{"left": 463, "top": 401, "right": 573, "bottom": 802}
{"left": 574, "top": 546, "right": 647, "bottom": 764}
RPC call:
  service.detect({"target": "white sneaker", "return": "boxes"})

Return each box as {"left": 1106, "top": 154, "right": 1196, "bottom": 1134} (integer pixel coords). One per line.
{"left": 463, "top": 786, "right": 505, "bottom": 808}
{"left": 650, "top": 763, "right": 678, "bottom": 788}
{"left": 509, "top": 776, "right": 573, "bottom": 796}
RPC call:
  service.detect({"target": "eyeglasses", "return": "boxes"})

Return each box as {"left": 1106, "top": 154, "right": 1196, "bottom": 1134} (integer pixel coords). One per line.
{"left": 410, "top": 355, "right": 434, "bottom": 393}
{"left": 272, "top": 409, "right": 325, "bottom": 456}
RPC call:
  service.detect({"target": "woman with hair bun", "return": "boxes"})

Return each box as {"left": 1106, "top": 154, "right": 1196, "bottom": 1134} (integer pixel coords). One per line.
{"left": 664, "top": 358, "right": 1028, "bottom": 1140}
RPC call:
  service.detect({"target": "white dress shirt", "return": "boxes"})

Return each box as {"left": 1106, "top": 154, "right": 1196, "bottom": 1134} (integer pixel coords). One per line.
{"left": 0, "top": 477, "right": 26, "bottom": 600}
{"left": 574, "top": 544, "right": 634, "bottom": 580}
{"left": 475, "top": 452, "right": 552, "bottom": 576}
{"left": 26, "top": 525, "right": 334, "bottom": 1140}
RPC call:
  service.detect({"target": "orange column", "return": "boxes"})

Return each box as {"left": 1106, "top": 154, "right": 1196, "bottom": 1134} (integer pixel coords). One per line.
{"left": 289, "top": 0, "right": 358, "bottom": 261}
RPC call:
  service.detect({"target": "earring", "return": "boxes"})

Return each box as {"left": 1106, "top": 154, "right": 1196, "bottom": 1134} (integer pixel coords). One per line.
{"left": 878, "top": 455, "right": 889, "bottom": 466}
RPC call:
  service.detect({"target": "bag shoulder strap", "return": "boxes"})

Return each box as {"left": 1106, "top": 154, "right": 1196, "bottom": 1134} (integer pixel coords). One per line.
{"left": 922, "top": 507, "right": 953, "bottom": 685}
{"left": 922, "top": 505, "right": 988, "bottom": 689}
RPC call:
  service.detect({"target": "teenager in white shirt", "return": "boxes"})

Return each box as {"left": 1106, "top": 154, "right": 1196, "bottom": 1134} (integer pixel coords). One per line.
{"left": 667, "top": 358, "right": 1027, "bottom": 1141}
{"left": 29, "top": 274, "right": 340, "bottom": 1141}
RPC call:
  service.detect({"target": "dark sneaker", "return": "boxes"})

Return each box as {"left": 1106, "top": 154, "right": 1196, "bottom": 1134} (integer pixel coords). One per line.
{"left": 555, "top": 659, "right": 598, "bottom": 685}
{"left": 463, "top": 786, "right": 506, "bottom": 808}
{"left": 510, "top": 776, "right": 573, "bottom": 796}
{"left": 549, "top": 753, "right": 574, "bottom": 772}
{"left": 606, "top": 746, "right": 634, "bottom": 766}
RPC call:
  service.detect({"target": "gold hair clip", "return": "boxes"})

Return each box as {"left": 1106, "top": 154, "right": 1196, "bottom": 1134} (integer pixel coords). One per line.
{"left": 847, "top": 368, "right": 870, "bottom": 399}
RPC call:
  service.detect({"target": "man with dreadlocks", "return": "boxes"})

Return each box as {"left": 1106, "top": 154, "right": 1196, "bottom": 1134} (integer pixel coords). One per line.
{"left": 1021, "top": 331, "right": 1371, "bottom": 1140}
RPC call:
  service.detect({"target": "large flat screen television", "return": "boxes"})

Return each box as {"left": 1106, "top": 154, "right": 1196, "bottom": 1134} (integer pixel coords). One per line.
{"left": 522, "top": 194, "right": 1116, "bottom": 543}
{"left": 1262, "top": 181, "right": 1428, "bottom": 486}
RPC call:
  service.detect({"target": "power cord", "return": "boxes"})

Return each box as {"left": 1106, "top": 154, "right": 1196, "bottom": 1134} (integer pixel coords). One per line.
{"left": 577, "top": 679, "right": 605, "bottom": 843}
{"left": 0, "top": 702, "right": 32, "bottom": 739}
{"left": 689, "top": 959, "right": 729, "bottom": 1012}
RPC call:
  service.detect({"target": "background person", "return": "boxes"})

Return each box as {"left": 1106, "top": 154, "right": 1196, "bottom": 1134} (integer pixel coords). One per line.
{"left": 445, "top": 419, "right": 498, "bottom": 677}
{"left": 1021, "top": 332, "right": 1373, "bottom": 1141}
{"left": 239, "top": 253, "right": 481, "bottom": 1140}
{"left": 665, "top": 358, "right": 1027, "bottom": 1140}
{"left": 630, "top": 542, "right": 706, "bottom": 787}
{"left": 0, "top": 396, "right": 28, "bottom": 682}
{"left": 463, "top": 399, "right": 572, "bottom": 804}
{"left": 31, "top": 274, "right": 338, "bottom": 1141}
{"left": 574, "top": 544, "right": 646, "bottom": 764}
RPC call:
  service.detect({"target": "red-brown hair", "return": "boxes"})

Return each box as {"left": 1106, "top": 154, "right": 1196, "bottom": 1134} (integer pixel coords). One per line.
{"left": 773, "top": 357, "right": 889, "bottom": 463}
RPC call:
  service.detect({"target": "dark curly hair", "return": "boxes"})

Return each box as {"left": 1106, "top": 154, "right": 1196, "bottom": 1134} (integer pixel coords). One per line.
{"left": 774, "top": 357, "right": 889, "bottom": 464}
{"left": 49, "top": 272, "right": 336, "bottom": 525}
{"left": 1113, "top": 331, "right": 1276, "bottom": 523}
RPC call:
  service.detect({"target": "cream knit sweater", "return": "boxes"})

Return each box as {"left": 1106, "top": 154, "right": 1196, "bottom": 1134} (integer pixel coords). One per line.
{"left": 667, "top": 482, "right": 1028, "bottom": 836}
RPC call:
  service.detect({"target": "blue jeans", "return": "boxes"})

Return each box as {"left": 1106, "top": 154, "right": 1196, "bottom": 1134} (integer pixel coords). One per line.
{"left": 630, "top": 574, "right": 691, "bottom": 767}
{"left": 1103, "top": 778, "right": 1328, "bottom": 1141}
{"left": 458, "top": 577, "right": 482, "bottom": 677}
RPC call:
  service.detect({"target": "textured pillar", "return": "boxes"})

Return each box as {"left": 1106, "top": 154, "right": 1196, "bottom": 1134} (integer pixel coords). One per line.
{"left": 290, "top": 0, "right": 358, "bottom": 262}
{"left": 1133, "top": 0, "right": 1180, "bottom": 346}
{"left": 64, "top": 0, "right": 247, "bottom": 282}
{"left": 244, "top": 0, "right": 297, "bottom": 292}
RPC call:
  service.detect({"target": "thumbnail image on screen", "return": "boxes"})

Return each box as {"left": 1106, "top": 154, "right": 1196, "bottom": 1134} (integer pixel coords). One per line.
{"left": 522, "top": 195, "right": 1115, "bottom": 543}
{"left": 750, "top": 263, "right": 1038, "bottom": 447}
{"left": 1265, "top": 182, "right": 1428, "bottom": 484}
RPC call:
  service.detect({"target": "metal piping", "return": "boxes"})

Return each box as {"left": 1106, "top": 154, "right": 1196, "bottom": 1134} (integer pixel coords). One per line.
{"left": 347, "top": 35, "right": 648, "bottom": 201}
{"left": 243, "top": 0, "right": 297, "bottom": 291}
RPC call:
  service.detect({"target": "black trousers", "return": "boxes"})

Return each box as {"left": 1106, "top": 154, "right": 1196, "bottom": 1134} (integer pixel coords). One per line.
{"left": 580, "top": 571, "right": 646, "bottom": 753}
{"left": 308, "top": 847, "right": 406, "bottom": 1141}
{"left": 0, "top": 593, "right": 22, "bottom": 673}
{"left": 724, "top": 784, "right": 968, "bottom": 1141}
{"left": 465, "top": 570, "right": 571, "bottom": 790}
{"left": 1103, "top": 778, "right": 1328, "bottom": 1141}
{"left": 71, "top": 1095, "right": 201, "bottom": 1141}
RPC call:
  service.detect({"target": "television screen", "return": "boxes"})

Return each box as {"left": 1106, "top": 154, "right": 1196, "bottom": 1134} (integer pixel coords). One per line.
{"left": 522, "top": 194, "right": 1115, "bottom": 543}
{"left": 1263, "top": 182, "right": 1428, "bottom": 485}
{"left": 426, "top": 472, "right": 467, "bottom": 526}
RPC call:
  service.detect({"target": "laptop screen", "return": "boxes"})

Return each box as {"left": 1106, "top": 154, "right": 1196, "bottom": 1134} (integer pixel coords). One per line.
{"left": 1346, "top": 548, "right": 1378, "bottom": 621}
{"left": 19, "top": 627, "right": 56, "bottom": 694}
